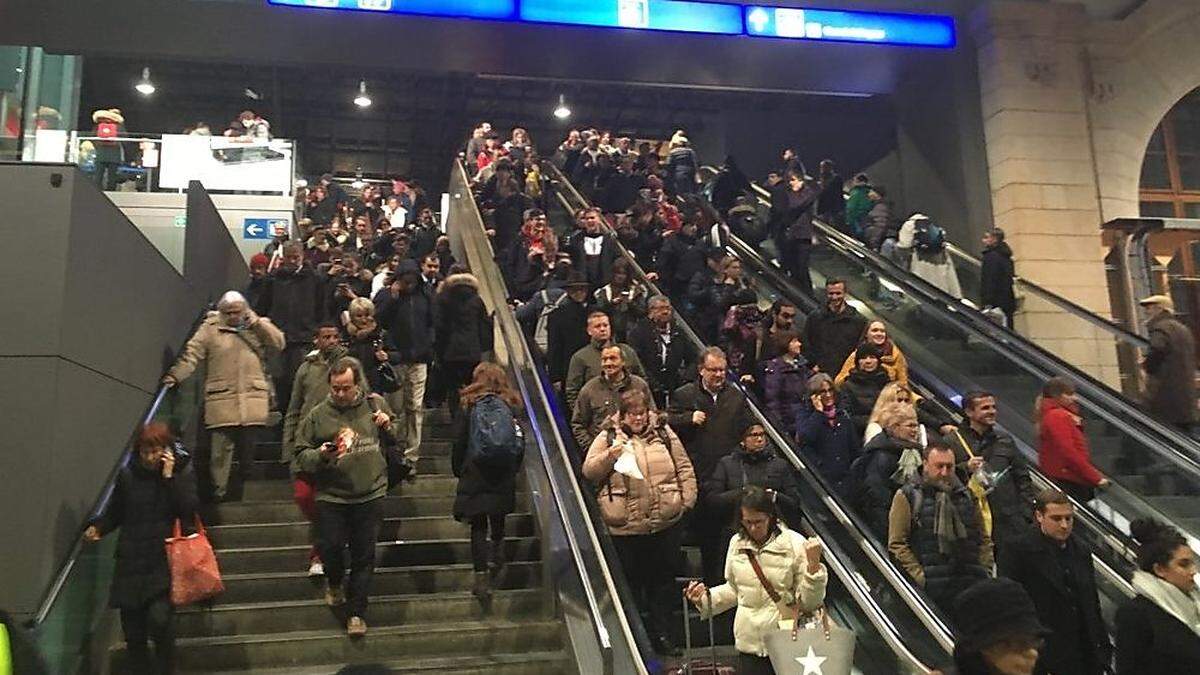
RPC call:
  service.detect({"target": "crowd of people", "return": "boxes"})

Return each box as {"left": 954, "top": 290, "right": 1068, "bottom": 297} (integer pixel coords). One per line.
{"left": 73, "top": 118, "right": 1200, "bottom": 675}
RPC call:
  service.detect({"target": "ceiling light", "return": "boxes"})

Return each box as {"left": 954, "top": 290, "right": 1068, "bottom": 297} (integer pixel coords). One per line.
{"left": 353, "top": 80, "right": 372, "bottom": 108}
{"left": 553, "top": 94, "right": 571, "bottom": 120}
{"left": 135, "top": 67, "right": 156, "bottom": 96}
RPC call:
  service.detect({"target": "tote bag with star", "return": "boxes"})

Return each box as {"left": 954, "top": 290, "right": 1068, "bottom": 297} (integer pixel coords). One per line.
{"left": 764, "top": 607, "right": 855, "bottom": 675}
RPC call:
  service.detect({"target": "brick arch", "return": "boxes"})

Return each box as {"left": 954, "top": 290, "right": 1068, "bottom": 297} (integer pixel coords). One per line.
{"left": 1087, "top": 0, "right": 1200, "bottom": 220}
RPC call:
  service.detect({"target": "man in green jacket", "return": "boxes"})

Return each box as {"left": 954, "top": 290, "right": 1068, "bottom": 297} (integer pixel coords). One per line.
{"left": 283, "top": 323, "right": 357, "bottom": 578}
{"left": 564, "top": 311, "right": 645, "bottom": 414}
{"left": 295, "top": 358, "right": 396, "bottom": 637}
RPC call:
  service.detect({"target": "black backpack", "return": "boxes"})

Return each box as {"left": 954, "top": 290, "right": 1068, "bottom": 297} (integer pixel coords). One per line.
{"left": 913, "top": 218, "right": 946, "bottom": 253}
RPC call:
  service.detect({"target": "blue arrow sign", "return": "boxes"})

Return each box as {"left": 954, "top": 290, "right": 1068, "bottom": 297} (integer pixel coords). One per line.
{"left": 244, "top": 218, "right": 286, "bottom": 239}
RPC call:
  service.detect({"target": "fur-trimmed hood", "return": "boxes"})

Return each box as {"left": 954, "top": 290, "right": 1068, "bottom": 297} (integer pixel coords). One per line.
{"left": 438, "top": 272, "right": 479, "bottom": 293}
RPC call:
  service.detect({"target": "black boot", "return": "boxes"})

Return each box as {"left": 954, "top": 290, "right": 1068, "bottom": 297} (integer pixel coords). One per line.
{"left": 489, "top": 539, "right": 507, "bottom": 578}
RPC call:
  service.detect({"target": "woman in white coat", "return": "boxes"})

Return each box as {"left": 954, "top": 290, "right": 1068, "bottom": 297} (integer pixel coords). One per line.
{"left": 685, "top": 486, "right": 828, "bottom": 675}
{"left": 896, "top": 213, "right": 963, "bottom": 299}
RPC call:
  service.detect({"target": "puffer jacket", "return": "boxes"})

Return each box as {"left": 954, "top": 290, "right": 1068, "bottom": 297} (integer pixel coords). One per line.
{"left": 760, "top": 355, "right": 814, "bottom": 431}
{"left": 434, "top": 272, "right": 494, "bottom": 364}
{"left": 582, "top": 412, "right": 697, "bottom": 536}
{"left": 168, "top": 311, "right": 285, "bottom": 429}
{"left": 698, "top": 526, "right": 828, "bottom": 657}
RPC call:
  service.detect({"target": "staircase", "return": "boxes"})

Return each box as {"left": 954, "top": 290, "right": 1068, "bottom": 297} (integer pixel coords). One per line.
{"left": 112, "top": 408, "right": 573, "bottom": 674}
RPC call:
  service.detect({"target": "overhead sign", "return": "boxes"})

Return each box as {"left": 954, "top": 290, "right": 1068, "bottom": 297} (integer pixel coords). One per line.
{"left": 744, "top": 6, "right": 955, "bottom": 47}
{"left": 266, "top": 0, "right": 517, "bottom": 19}
{"left": 243, "top": 218, "right": 287, "bottom": 240}
{"left": 267, "top": 1, "right": 955, "bottom": 48}
{"left": 520, "top": 0, "right": 744, "bottom": 35}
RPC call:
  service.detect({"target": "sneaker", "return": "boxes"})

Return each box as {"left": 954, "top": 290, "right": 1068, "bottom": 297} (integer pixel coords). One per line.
{"left": 308, "top": 560, "right": 324, "bottom": 577}
{"left": 347, "top": 616, "right": 367, "bottom": 637}
{"left": 325, "top": 583, "right": 346, "bottom": 607}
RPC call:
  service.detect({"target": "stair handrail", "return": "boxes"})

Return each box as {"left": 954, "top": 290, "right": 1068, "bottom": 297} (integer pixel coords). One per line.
{"left": 29, "top": 307, "right": 211, "bottom": 628}
{"left": 452, "top": 161, "right": 639, "bottom": 675}
{"left": 547, "top": 160, "right": 946, "bottom": 673}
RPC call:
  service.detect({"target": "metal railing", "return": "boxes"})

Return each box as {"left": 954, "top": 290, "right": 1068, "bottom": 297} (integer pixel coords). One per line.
{"left": 547, "top": 160, "right": 944, "bottom": 673}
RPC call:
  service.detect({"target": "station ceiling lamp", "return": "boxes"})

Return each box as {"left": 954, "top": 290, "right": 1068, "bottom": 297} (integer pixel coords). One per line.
{"left": 553, "top": 94, "right": 571, "bottom": 120}
{"left": 353, "top": 80, "right": 372, "bottom": 108}
{"left": 135, "top": 67, "right": 156, "bottom": 96}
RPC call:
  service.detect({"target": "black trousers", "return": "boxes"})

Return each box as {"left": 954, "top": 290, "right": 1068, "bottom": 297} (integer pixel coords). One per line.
{"left": 612, "top": 522, "right": 684, "bottom": 642}
{"left": 780, "top": 238, "right": 814, "bottom": 299}
{"left": 120, "top": 593, "right": 174, "bottom": 675}
{"left": 469, "top": 513, "right": 507, "bottom": 572}
{"left": 316, "top": 498, "right": 383, "bottom": 619}
{"left": 1060, "top": 481, "right": 1096, "bottom": 505}
{"left": 739, "top": 652, "right": 775, "bottom": 675}
{"left": 274, "top": 343, "right": 310, "bottom": 415}
{"left": 442, "top": 359, "right": 481, "bottom": 418}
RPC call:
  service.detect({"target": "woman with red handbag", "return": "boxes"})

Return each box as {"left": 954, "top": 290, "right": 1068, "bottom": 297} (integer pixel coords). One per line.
{"left": 84, "top": 422, "right": 199, "bottom": 675}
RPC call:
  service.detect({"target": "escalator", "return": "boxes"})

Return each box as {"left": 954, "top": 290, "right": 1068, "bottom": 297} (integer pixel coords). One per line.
{"left": 706, "top": 169, "right": 1200, "bottom": 547}
{"left": 542, "top": 161, "right": 953, "bottom": 673}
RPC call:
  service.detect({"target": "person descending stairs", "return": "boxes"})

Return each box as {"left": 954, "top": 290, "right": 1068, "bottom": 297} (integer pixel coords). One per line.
{"left": 109, "top": 406, "right": 570, "bottom": 674}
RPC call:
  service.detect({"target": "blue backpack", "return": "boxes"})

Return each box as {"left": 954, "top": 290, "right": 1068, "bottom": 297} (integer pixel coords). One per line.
{"left": 468, "top": 394, "right": 522, "bottom": 468}
{"left": 913, "top": 218, "right": 946, "bottom": 253}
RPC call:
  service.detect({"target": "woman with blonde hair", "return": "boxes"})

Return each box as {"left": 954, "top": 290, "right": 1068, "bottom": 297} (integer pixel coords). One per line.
{"left": 858, "top": 402, "right": 924, "bottom": 535}
{"left": 862, "top": 382, "right": 955, "bottom": 445}
{"left": 342, "top": 296, "right": 402, "bottom": 397}
{"left": 452, "top": 362, "right": 524, "bottom": 604}
{"left": 835, "top": 320, "right": 909, "bottom": 387}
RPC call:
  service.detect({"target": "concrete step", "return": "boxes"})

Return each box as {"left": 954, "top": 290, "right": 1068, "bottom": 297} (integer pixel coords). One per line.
{"left": 196, "top": 650, "right": 571, "bottom": 675}
{"left": 209, "top": 513, "right": 535, "bottom": 548}
{"left": 217, "top": 561, "right": 542, "bottom": 605}
{"left": 233, "top": 455, "right": 454, "bottom": 481}
{"left": 215, "top": 537, "right": 542, "bottom": 575}
{"left": 175, "top": 588, "right": 548, "bottom": 638}
{"left": 207, "top": 493, "right": 531, "bottom": 526}
{"left": 241, "top": 475, "right": 459, "bottom": 501}
{"left": 115, "top": 618, "right": 563, "bottom": 672}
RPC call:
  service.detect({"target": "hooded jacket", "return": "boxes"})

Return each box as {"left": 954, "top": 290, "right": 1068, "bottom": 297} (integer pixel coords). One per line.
{"left": 1037, "top": 398, "right": 1103, "bottom": 487}
{"left": 761, "top": 354, "right": 814, "bottom": 431}
{"left": 294, "top": 391, "right": 396, "bottom": 504}
{"left": 434, "top": 272, "right": 494, "bottom": 364}
{"left": 696, "top": 526, "right": 828, "bottom": 658}
{"left": 980, "top": 240, "right": 1016, "bottom": 314}
{"left": 373, "top": 259, "right": 435, "bottom": 363}
{"left": 282, "top": 344, "right": 355, "bottom": 464}
{"left": 582, "top": 411, "right": 697, "bottom": 536}
{"left": 844, "top": 184, "right": 873, "bottom": 235}
{"left": 168, "top": 311, "right": 285, "bottom": 429}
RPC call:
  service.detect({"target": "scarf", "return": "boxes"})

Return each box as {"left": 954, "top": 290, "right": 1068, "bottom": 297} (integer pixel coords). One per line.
{"left": 1132, "top": 570, "right": 1200, "bottom": 636}
{"left": 890, "top": 445, "right": 922, "bottom": 484}
{"left": 346, "top": 317, "right": 377, "bottom": 339}
{"left": 932, "top": 483, "right": 969, "bottom": 557}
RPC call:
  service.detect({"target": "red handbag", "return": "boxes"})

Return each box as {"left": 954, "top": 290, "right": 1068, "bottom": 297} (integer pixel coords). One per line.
{"left": 165, "top": 515, "right": 224, "bottom": 606}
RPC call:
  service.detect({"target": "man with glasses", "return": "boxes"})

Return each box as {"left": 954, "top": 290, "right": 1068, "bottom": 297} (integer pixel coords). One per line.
{"left": 668, "top": 347, "right": 752, "bottom": 584}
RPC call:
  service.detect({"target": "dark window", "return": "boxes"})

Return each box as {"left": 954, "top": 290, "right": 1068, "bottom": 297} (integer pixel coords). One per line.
{"left": 1140, "top": 86, "right": 1200, "bottom": 217}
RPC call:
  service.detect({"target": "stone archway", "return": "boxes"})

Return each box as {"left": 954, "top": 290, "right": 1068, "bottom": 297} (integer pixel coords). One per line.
{"left": 1087, "top": 0, "right": 1200, "bottom": 221}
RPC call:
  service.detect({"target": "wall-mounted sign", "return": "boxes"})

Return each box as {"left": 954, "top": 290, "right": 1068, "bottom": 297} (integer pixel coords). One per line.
{"left": 243, "top": 218, "right": 289, "bottom": 240}
{"left": 744, "top": 6, "right": 955, "bottom": 47}
{"left": 267, "top": 0, "right": 955, "bottom": 48}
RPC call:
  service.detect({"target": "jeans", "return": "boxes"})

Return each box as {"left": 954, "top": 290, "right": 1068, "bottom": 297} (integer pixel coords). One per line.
{"left": 209, "top": 426, "right": 259, "bottom": 500}
{"left": 612, "top": 521, "right": 684, "bottom": 643}
{"left": 469, "top": 513, "right": 506, "bottom": 572}
{"left": 388, "top": 363, "right": 428, "bottom": 462}
{"left": 316, "top": 498, "right": 384, "bottom": 619}
{"left": 120, "top": 593, "right": 174, "bottom": 675}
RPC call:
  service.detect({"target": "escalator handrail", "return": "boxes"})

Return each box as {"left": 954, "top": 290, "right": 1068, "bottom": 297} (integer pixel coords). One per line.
{"left": 547, "top": 160, "right": 945, "bottom": 672}
{"left": 452, "top": 161, "right": 635, "bottom": 674}
{"left": 30, "top": 308, "right": 209, "bottom": 627}
{"left": 705, "top": 165, "right": 1148, "bottom": 350}
{"left": 738, "top": 181, "right": 1200, "bottom": 481}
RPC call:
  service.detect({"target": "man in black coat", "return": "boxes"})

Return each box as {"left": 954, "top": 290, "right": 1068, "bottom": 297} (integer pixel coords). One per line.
{"left": 803, "top": 278, "right": 867, "bottom": 377}
{"left": 564, "top": 207, "right": 619, "bottom": 289}
{"left": 980, "top": 228, "right": 1016, "bottom": 328}
{"left": 627, "top": 295, "right": 696, "bottom": 409}
{"left": 656, "top": 219, "right": 705, "bottom": 300}
{"left": 685, "top": 248, "right": 728, "bottom": 345}
{"left": 998, "top": 489, "right": 1111, "bottom": 675}
{"left": 373, "top": 259, "right": 435, "bottom": 467}
{"left": 948, "top": 390, "right": 1036, "bottom": 553}
{"left": 546, "top": 273, "right": 594, "bottom": 388}
{"left": 257, "top": 241, "right": 326, "bottom": 411}
{"left": 667, "top": 346, "right": 752, "bottom": 584}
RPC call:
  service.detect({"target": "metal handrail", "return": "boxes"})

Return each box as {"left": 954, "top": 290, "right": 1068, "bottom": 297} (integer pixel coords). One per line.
{"left": 29, "top": 308, "right": 209, "bottom": 627}
{"left": 547, "top": 160, "right": 943, "bottom": 673}
{"left": 738, "top": 179, "right": 1200, "bottom": 484}
{"left": 452, "top": 161, "right": 630, "bottom": 674}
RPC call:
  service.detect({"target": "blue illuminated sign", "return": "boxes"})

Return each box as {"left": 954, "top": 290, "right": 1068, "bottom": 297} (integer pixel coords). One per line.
{"left": 520, "top": 0, "right": 743, "bottom": 35}
{"left": 744, "top": 6, "right": 955, "bottom": 47}
{"left": 266, "top": 0, "right": 517, "bottom": 20}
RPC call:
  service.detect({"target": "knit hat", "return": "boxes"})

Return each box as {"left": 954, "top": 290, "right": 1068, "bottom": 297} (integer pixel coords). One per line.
{"left": 854, "top": 343, "right": 883, "bottom": 364}
{"left": 953, "top": 578, "right": 1049, "bottom": 654}
{"left": 249, "top": 253, "right": 270, "bottom": 268}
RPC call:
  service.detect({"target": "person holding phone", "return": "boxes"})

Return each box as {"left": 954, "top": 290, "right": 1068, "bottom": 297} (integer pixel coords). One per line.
{"left": 84, "top": 422, "right": 198, "bottom": 675}
{"left": 685, "top": 486, "right": 827, "bottom": 675}
{"left": 794, "top": 373, "right": 861, "bottom": 496}
{"left": 583, "top": 389, "right": 696, "bottom": 656}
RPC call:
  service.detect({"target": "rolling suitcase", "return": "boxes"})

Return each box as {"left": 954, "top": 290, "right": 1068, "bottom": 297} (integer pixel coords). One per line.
{"left": 668, "top": 581, "right": 735, "bottom": 675}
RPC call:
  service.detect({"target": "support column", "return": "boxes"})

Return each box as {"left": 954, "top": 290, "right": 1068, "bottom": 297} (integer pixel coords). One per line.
{"left": 971, "top": 0, "right": 1119, "bottom": 385}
